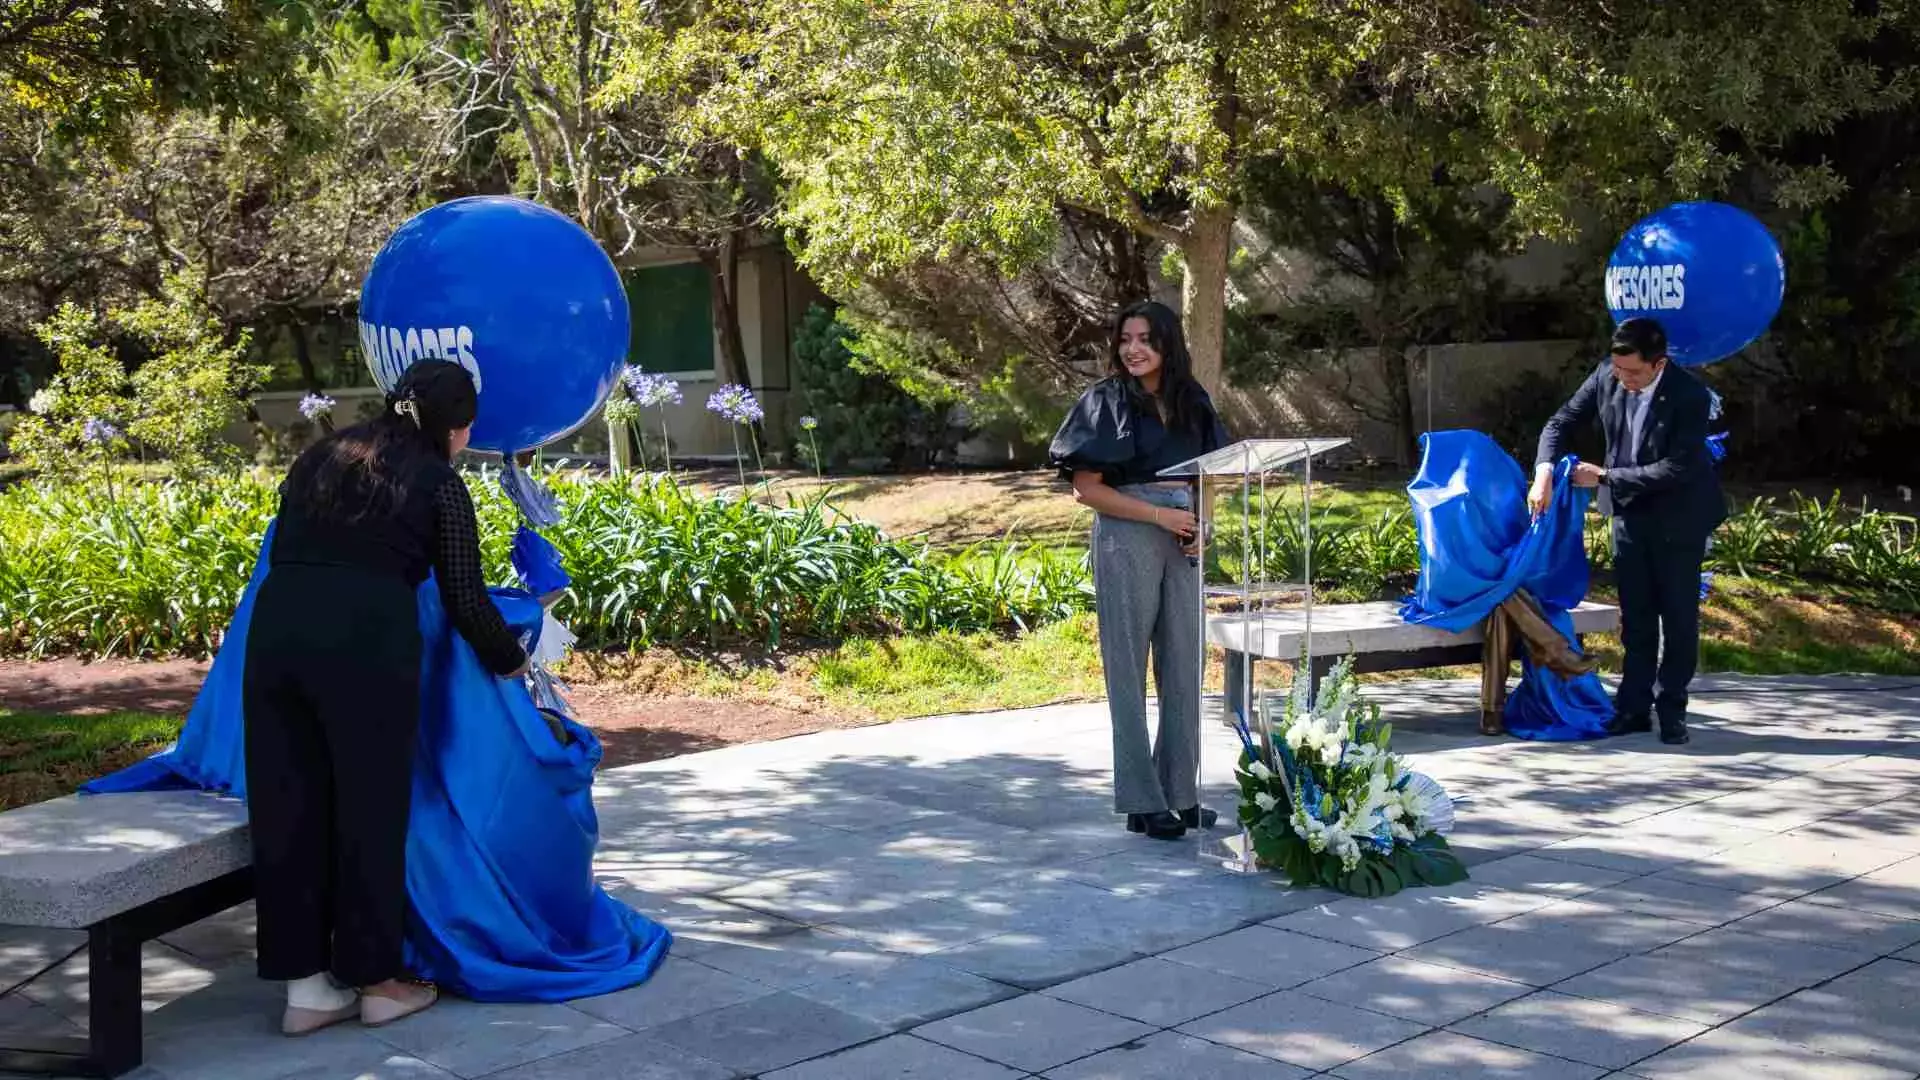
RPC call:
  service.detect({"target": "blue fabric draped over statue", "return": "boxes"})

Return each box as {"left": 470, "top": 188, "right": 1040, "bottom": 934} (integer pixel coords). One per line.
{"left": 1399, "top": 431, "right": 1613, "bottom": 741}
{"left": 83, "top": 519, "right": 671, "bottom": 1002}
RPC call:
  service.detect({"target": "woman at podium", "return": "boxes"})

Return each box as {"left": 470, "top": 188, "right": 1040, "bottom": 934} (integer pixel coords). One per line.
{"left": 1049, "top": 300, "right": 1232, "bottom": 840}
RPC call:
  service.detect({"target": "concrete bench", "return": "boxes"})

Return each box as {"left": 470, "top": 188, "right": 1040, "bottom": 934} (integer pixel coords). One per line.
{"left": 0, "top": 790, "right": 252, "bottom": 1077}
{"left": 1216, "top": 600, "right": 1622, "bottom": 729}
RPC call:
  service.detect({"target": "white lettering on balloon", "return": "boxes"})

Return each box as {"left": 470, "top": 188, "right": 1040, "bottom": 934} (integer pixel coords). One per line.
{"left": 1605, "top": 264, "right": 1687, "bottom": 312}
{"left": 357, "top": 319, "right": 483, "bottom": 392}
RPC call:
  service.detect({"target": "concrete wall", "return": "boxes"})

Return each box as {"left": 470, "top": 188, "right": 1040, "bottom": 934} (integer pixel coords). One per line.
{"left": 1218, "top": 339, "right": 1591, "bottom": 464}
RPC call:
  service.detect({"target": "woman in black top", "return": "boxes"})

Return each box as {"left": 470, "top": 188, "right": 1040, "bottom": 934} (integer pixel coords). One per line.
{"left": 1051, "top": 301, "right": 1231, "bottom": 841}
{"left": 244, "top": 360, "right": 528, "bottom": 1034}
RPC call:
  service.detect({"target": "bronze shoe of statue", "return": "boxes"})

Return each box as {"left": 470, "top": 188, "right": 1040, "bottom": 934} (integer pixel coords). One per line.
{"left": 1498, "top": 587, "right": 1598, "bottom": 679}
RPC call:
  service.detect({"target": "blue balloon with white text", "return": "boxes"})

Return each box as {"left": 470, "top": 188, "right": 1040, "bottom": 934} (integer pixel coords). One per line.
{"left": 1604, "top": 201, "right": 1784, "bottom": 366}
{"left": 359, "top": 196, "right": 629, "bottom": 453}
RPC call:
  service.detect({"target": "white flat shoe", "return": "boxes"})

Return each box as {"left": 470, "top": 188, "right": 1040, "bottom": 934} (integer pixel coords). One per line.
{"left": 282, "top": 1000, "right": 360, "bottom": 1037}
{"left": 360, "top": 983, "right": 438, "bottom": 1028}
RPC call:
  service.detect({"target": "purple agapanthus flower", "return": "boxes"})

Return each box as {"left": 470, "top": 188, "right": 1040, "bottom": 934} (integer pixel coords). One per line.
{"left": 625, "top": 370, "right": 683, "bottom": 409}
{"left": 706, "top": 384, "right": 763, "bottom": 425}
{"left": 298, "top": 393, "right": 337, "bottom": 422}
{"left": 81, "top": 418, "right": 122, "bottom": 445}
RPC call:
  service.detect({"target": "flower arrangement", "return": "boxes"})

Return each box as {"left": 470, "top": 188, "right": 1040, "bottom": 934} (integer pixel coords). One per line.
{"left": 1234, "top": 655, "right": 1467, "bottom": 897}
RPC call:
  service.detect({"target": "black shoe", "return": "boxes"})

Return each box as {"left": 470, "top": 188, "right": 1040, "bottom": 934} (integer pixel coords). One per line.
{"left": 1177, "top": 806, "right": 1218, "bottom": 830}
{"left": 1659, "top": 718, "right": 1691, "bottom": 745}
{"left": 1604, "top": 712, "right": 1652, "bottom": 736}
{"left": 1127, "top": 811, "right": 1187, "bottom": 840}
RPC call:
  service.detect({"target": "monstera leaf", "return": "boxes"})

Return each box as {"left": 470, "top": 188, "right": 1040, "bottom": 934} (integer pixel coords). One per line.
{"left": 1404, "top": 835, "right": 1470, "bottom": 887}
{"left": 1340, "top": 859, "right": 1405, "bottom": 898}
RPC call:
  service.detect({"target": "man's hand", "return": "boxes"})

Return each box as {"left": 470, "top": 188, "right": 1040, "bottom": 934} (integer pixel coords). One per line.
{"left": 1570, "top": 462, "right": 1607, "bottom": 489}
{"left": 1526, "top": 471, "right": 1553, "bottom": 517}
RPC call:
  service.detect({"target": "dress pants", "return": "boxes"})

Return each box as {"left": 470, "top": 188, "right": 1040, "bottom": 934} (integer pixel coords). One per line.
{"left": 243, "top": 564, "right": 423, "bottom": 988}
{"left": 1611, "top": 516, "right": 1707, "bottom": 727}
{"left": 1092, "top": 486, "right": 1201, "bottom": 815}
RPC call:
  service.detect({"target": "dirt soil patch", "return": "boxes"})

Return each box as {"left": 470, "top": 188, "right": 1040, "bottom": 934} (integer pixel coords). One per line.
{"left": 0, "top": 656, "right": 856, "bottom": 773}
{"left": 0, "top": 658, "right": 209, "bottom": 716}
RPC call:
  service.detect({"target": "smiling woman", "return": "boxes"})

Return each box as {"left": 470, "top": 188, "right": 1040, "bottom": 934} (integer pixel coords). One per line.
{"left": 1048, "top": 300, "right": 1232, "bottom": 842}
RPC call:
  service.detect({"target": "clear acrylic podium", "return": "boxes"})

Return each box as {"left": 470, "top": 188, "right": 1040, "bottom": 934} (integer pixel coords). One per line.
{"left": 1155, "top": 437, "right": 1351, "bottom": 872}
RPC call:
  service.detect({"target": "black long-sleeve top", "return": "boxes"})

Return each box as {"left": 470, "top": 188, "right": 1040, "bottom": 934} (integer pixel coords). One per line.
{"left": 1048, "top": 377, "right": 1231, "bottom": 486}
{"left": 270, "top": 452, "right": 527, "bottom": 676}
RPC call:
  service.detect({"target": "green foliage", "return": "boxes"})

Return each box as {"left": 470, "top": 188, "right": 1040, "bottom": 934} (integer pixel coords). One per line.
{"left": 1, "top": 0, "right": 315, "bottom": 137}
{"left": 788, "top": 304, "right": 956, "bottom": 470}
{"left": 1709, "top": 495, "right": 1920, "bottom": 602}
{"left": 1212, "top": 497, "right": 1421, "bottom": 602}
{"left": 0, "top": 471, "right": 1094, "bottom": 659}
{"left": 8, "top": 296, "right": 264, "bottom": 480}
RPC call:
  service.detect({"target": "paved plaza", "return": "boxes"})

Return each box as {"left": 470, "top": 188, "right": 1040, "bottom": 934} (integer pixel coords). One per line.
{"left": 4, "top": 674, "right": 1920, "bottom": 1079}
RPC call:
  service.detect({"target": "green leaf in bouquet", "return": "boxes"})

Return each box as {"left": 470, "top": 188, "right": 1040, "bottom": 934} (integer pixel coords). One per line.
{"left": 1340, "top": 857, "right": 1405, "bottom": 898}
{"left": 1406, "top": 835, "right": 1470, "bottom": 886}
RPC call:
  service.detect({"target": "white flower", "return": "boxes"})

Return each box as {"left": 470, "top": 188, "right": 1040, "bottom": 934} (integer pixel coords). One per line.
{"left": 1254, "top": 792, "right": 1279, "bottom": 812}
{"left": 1246, "top": 759, "right": 1273, "bottom": 780}
{"left": 27, "top": 388, "right": 56, "bottom": 415}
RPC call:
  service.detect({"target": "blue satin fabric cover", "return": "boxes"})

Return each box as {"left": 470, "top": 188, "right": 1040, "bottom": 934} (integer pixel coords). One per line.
{"left": 1399, "top": 431, "right": 1613, "bottom": 741}
{"left": 84, "top": 520, "right": 671, "bottom": 1002}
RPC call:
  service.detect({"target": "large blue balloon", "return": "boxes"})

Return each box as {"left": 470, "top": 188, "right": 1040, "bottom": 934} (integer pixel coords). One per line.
{"left": 359, "top": 196, "right": 629, "bottom": 452}
{"left": 1604, "top": 201, "right": 1784, "bottom": 366}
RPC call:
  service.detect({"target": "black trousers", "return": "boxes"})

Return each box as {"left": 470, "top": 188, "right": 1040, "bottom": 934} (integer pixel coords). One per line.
{"left": 243, "top": 564, "right": 422, "bottom": 987}
{"left": 1611, "top": 516, "right": 1708, "bottom": 727}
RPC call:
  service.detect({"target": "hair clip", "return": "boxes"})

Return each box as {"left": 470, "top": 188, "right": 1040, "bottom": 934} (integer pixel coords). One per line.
{"left": 394, "top": 399, "right": 422, "bottom": 429}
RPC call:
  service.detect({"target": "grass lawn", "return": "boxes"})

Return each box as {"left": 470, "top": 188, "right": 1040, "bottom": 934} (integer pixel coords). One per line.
{"left": 0, "top": 708, "right": 181, "bottom": 811}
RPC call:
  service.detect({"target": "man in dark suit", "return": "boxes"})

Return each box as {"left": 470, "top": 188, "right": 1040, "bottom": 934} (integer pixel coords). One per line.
{"left": 1530, "top": 317, "right": 1727, "bottom": 745}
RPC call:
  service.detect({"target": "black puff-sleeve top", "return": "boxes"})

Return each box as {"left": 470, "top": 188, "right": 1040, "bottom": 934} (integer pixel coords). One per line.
{"left": 1048, "top": 377, "right": 1231, "bottom": 486}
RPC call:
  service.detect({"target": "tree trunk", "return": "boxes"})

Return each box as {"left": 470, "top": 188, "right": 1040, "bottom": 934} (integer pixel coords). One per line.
{"left": 288, "top": 321, "right": 321, "bottom": 392}
{"left": 1180, "top": 204, "right": 1235, "bottom": 393}
{"left": 700, "top": 236, "right": 751, "bottom": 388}
{"left": 1379, "top": 340, "right": 1417, "bottom": 468}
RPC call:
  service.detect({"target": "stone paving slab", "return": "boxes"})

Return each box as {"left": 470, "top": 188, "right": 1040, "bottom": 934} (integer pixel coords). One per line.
{"left": 913, "top": 994, "right": 1153, "bottom": 1074}
{"left": 1448, "top": 990, "right": 1708, "bottom": 1070}
{"left": 1041, "top": 1030, "right": 1312, "bottom": 1079}
{"left": 4, "top": 674, "right": 1920, "bottom": 1078}
{"left": 1330, "top": 1030, "right": 1606, "bottom": 1080}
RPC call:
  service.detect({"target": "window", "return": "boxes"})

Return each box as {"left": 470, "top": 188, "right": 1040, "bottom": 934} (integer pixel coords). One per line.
{"left": 626, "top": 261, "right": 716, "bottom": 377}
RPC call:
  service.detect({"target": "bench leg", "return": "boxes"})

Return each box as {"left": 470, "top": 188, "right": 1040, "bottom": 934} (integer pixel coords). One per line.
{"left": 88, "top": 921, "right": 143, "bottom": 1076}
{"left": 1224, "top": 651, "right": 1247, "bottom": 723}
{"left": 1307, "top": 655, "right": 1336, "bottom": 702}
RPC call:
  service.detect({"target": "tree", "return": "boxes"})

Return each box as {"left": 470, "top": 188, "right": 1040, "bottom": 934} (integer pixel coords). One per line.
{"left": 9, "top": 287, "right": 265, "bottom": 480}
{"left": 0, "top": 47, "right": 470, "bottom": 394}
{"left": 695, "top": 0, "right": 1898, "bottom": 395}
{"left": 0, "top": 0, "right": 314, "bottom": 135}
{"left": 473, "top": 0, "right": 775, "bottom": 386}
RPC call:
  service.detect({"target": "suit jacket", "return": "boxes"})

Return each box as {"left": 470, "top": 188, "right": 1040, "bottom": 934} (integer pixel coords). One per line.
{"left": 1536, "top": 360, "right": 1727, "bottom": 541}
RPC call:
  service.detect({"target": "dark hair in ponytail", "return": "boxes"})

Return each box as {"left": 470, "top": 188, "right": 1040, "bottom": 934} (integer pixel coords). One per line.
{"left": 1107, "top": 299, "right": 1206, "bottom": 435}
{"left": 289, "top": 360, "right": 478, "bottom": 522}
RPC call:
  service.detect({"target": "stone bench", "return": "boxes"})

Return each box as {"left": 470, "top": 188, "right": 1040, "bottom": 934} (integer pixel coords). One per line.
{"left": 0, "top": 790, "right": 252, "bottom": 1077}
{"left": 1216, "top": 600, "right": 1622, "bottom": 730}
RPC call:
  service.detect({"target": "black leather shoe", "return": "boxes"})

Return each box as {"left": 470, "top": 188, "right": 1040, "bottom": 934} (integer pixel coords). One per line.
{"left": 1130, "top": 811, "right": 1186, "bottom": 840}
{"left": 1178, "top": 806, "right": 1219, "bottom": 829}
{"left": 1659, "top": 719, "right": 1691, "bottom": 745}
{"left": 1604, "top": 712, "right": 1652, "bottom": 736}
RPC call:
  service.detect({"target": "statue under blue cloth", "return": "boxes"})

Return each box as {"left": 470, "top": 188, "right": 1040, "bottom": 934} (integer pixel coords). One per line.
{"left": 83, "top": 520, "right": 671, "bottom": 1002}
{"left": 1400, "top": 430, "right": 1614, "bottom": 741}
